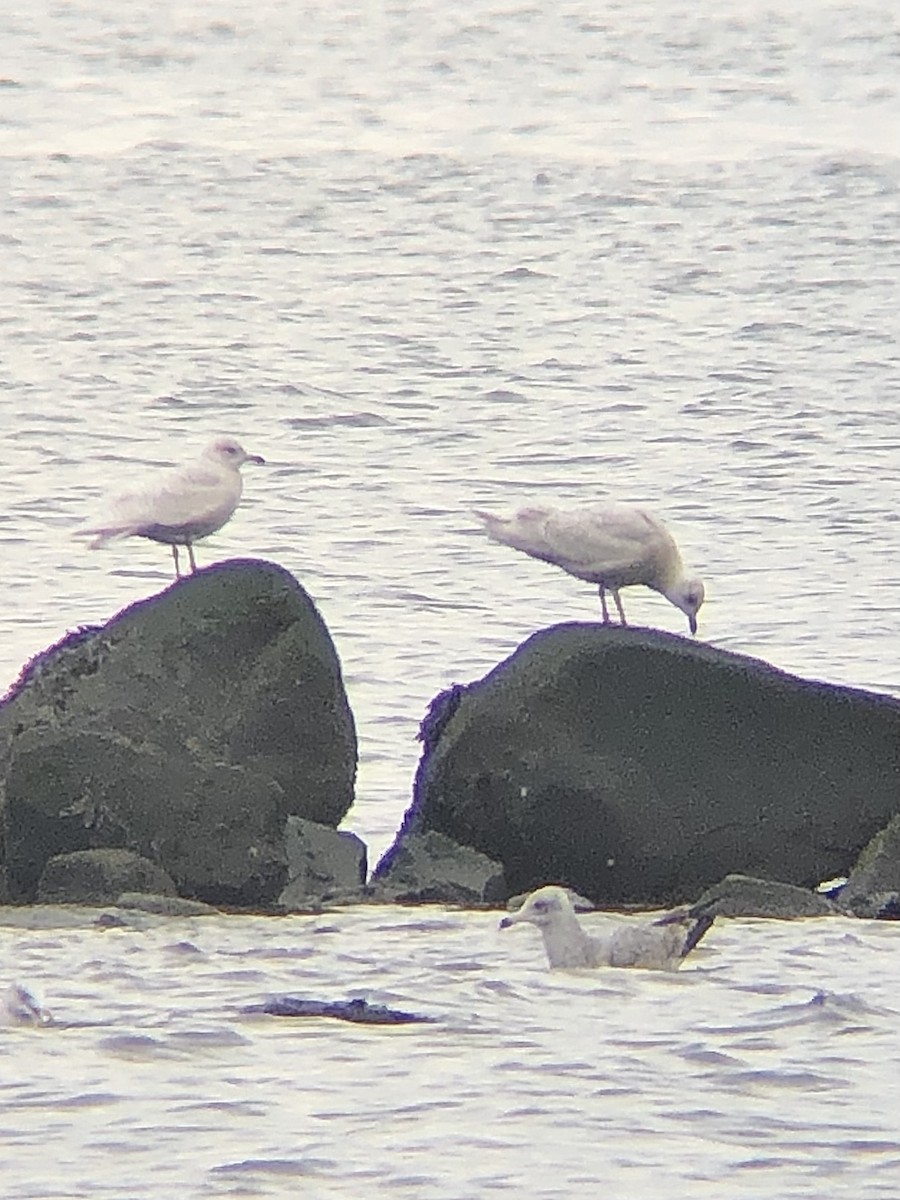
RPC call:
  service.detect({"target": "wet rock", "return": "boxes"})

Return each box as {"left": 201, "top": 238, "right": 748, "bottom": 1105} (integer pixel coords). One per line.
{"left": 115, "top": 892, "right": 220, "bottom": 917}
{"left": 690, "top": 873, "right": 834, "bottom": 919}
{"left": 372, "top": 829, "right": 506, "bottom": 905}
{"left": 837, "top": 814, "right": 900, "bottom": 918}
{"left": 0, "top": 560, "right": 357, "bottom": 907}
{"left": 276, "top": 817, "right": 367, "bottom": 909}
{"left": 37, "top": 848, "right": 177, "bottom": 905}
{"left": 245, "top": 996, "right": 436, "bottom": 1024}
{"left": 383, "top": 624, "right": 900, "bottom": 907}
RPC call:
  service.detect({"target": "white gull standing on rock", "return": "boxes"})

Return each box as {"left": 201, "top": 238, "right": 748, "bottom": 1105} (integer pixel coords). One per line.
{"left": 474, "top": 503, "right": 705, "bottom": 634}
{"left": 500, "top": 886, "right": 714, "bottom": 971}
{"left": 77, "top": 436, "right": 265, "bottom": 578}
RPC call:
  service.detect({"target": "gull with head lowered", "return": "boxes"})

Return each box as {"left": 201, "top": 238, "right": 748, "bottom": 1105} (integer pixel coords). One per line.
{"left": 77, "top": 436, "right": 265, "bottom": 578}
{"left": 474, "top": 502, "right": 705, "bottom": 634}
{"left": 500, "top": 885, "right": 713, "bottom": 971}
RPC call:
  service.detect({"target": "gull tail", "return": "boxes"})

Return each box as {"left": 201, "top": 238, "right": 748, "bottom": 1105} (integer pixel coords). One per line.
{"left": 473, "top": 508, "right": 499, "bottom": 526}
{"left": 73, "top": 523, "right": 142, "bottom": 550}
{"left": 472, "top": 508, "right": 510, "bottom": 545}
{"left": 653, "top": 907, "right": 715, "bottom": 958}
{"left": 680, "top": 912, "right": 714, "bottom": 957}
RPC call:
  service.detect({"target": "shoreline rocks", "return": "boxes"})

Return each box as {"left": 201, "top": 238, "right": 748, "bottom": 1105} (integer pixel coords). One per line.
{"left": 378, "top": 623, "right": 900, "bottom": 909}
{"left": 4, "top": 576, "right": 900, "bottom": 922}
{"left": 0, "top": 559, "right": 356, "bottom": 908}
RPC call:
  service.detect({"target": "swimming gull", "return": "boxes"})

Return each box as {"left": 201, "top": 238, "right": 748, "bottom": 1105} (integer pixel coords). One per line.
{"left": 474, "top": 503, "right": 705, "bottom": 634}
{"left": 77, "top": 436, "right": 265, "bottom": 578}
{"left": 500, "top": 885, "right": 714, "bottom": 971}
{"left": 1, "top": 983, "right": 53, "bottom": 1026}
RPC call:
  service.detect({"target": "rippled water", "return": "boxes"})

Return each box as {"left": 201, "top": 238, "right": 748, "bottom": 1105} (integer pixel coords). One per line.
{"left": 3, "top": 0, "right": 900, "bottom": 1193}
{"left": 2, "top": 908, "right": 900, "bottom": 1198}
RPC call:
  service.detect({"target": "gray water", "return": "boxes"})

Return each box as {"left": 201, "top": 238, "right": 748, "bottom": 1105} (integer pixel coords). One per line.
{"left": 2, "top": 0, "right": 900, "bottom": 1194}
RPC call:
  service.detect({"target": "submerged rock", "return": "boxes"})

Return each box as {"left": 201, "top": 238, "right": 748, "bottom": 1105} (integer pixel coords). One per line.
{"left": 382, "top": 624, "right": 900, "bottom": 907}
{"left": 114, "top": 892, "right": 221, "bottom": 917}
{"left": 0, "top": 559, "right": 357, "bottom": 907}
{"left": 244, "top": 996, "right": 436, "bottom": 1024}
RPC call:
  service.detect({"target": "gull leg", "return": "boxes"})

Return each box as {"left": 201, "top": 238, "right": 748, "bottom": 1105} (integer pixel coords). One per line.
{"left": 612, "top": 588, "right": 627, "bottom": 625}
{"left": 598, "top": 585, "right": 610, "bottom": 624}
{"left": 187, "top": 543, "right": 197, "bottom": 573}
{"left": 172, "top": 545, "right": 182, "bottom": 579}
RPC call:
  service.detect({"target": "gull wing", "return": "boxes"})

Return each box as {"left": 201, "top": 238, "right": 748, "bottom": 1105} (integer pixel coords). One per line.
{"left": 84, "top": 463, "right": 240, "bottom": 542}
{"left": 606, "top": 921, "right": 685, "bottom": 970}
{"left": 539, "top": 505, "right": 668, "bottom": 575}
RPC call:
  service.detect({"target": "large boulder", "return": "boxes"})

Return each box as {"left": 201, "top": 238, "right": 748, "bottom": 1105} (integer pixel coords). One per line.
{"left": 381, "top": 624, "right": 900, "bottom": 907}
{"left": 0, "top": 559, "right": 357, "bottom": 906}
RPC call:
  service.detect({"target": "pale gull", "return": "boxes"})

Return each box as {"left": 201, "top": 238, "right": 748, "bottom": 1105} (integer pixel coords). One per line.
{"left": 77, "top": 436, "right": 265, "bottom": 578}
{"left": 500, "top": 885, "right": 714, "bottom": 971}
{"left": 474, "top": 502, "right": 705, "bottom": 634}
{"left": 1, "top": 983, "right": 52, "bottom": 1026}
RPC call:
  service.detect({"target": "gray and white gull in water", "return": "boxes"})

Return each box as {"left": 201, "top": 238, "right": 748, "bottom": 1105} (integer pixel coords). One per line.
{"left": 1, "top": 983, "right": 53, "bottom": 1026}
{"left": 474, "top": 502, "right": 705, "bottom": 634}
{"left": 500, "top": 886, "right": 714, "bottom": 971}
{"left": 78, "top": 436, "right": 264, "bottom": 578}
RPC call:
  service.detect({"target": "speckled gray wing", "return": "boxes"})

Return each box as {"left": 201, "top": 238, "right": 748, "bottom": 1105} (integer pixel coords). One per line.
{"left": 88, "top": 463, "right": 241, "bottom": 544}
{"left": 538, "top": 505, "right": 670, "bottom": 581}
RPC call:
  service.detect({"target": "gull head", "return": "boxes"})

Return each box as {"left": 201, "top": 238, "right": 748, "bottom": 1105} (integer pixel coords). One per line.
{"left": 499, "top": 885, "right": 574, "bottom": 930}
{"left": 204, "top": 437, "right": 266, "bottom": 469}
{"left": 669, "top": 577, "right": 705, "bottom": 635}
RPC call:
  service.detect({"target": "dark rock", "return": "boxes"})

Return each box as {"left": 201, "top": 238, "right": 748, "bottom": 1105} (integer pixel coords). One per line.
{"left": 384, "top": 624, "right": 900, "bottom": 907}
{"left": 870, "top": 895, "right": 900, "bottom": 920}
{"left": 37, "top": 848, "right": 177, "bottom": 905}
{"left": 837, "top": 814, "right": 900, "bottom": 917}
{"left": 0, "top": 560, "right": 356, "bottom": 906}
{"left": 94, "top": 912, "right": 129, "bottom": 929}
{"left": 417, "top": 684, "right": 467, "bottom": 754}
{"left": 690, "top": 873, "right": 834, "bottom": 919}
{"left": 277, "top": 817, "right": 367, "bottom": 909}
{"left": 244, "top": 996, "right": 436, "bottom": 1024}
{"left": 372, "top": 829, "right": 506, "bottom": 905}
{"left": 115, "top": 892, "right": 220, "bottom": 917}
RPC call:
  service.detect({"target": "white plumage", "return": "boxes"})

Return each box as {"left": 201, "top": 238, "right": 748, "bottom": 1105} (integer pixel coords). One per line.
{"left": 77, "top": 436, "right": 265, "bottom": 578}
{"left": 500, "top": 885, "right": 713, "bottom": 971}
{"left": 1, "top": 983, "right": 52, "bottom": 1026}
{"left": 474, "top": 502, "right": 705, "bottom": 634}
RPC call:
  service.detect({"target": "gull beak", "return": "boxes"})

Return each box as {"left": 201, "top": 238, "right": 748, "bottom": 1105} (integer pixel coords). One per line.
{"left": 246, "top": 454, "right": 265, "bottom": 465}
{"left": 499, "top": 915, "right": 513, "bottom": 929}
{"left": 689, "top": 613, "right": 698, "bottom": 636}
